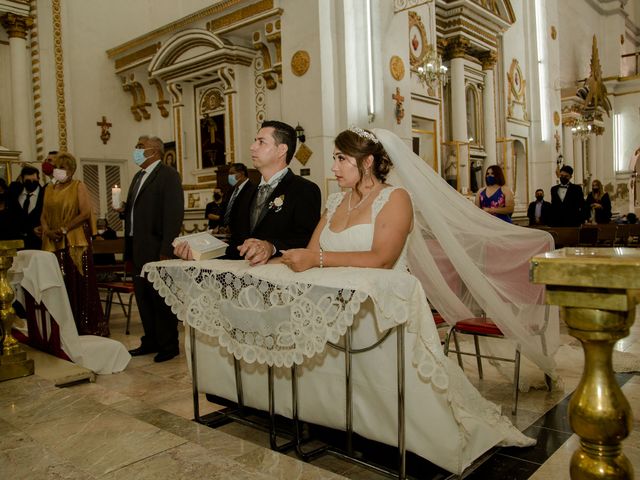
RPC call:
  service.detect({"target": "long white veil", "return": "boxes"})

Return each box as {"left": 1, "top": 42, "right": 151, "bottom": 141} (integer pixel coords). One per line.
{"left": 373, "top": 129, "right": 559, "bottom": 375}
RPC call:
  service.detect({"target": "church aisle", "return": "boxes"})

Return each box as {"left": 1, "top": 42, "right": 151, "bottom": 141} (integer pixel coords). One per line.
{"left": 0, "top": 306, "right": 637, "bottom": 479}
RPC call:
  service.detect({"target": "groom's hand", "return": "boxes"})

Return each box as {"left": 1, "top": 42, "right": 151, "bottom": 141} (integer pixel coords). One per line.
{"left": 239, "top": 238, "right": 274, "bottom": 266}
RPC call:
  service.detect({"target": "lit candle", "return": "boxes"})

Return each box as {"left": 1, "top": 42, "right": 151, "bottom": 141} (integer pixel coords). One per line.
{"left": 111, "top": 185, "right": 121, "bottom": 209}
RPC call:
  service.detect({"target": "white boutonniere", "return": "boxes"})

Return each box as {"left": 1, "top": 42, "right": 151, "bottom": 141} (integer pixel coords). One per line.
{"left": 268, "top": 194, "right": 285, "bottom": 212}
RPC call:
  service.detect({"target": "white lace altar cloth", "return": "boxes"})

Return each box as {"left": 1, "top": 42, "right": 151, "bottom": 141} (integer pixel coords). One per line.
{"left": 143, "top": 259, "right": 448, "bottom": 387}
{"left": 143, "top": 259, "right": 534, "bottom": 474}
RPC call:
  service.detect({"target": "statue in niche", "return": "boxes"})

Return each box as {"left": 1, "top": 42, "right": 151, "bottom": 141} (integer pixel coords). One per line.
{"left": 470, "top": 159, "right": 483, "bottom": 193}
{"left": 444, "top": 154, "right": 457, "bottom": 188}
{"left": 200, "top": 114, "right": 226, "bottom": 169}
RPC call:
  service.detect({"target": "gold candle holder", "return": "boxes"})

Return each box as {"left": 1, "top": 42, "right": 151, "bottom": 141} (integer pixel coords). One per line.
{"left": 0, "top": 239, "right": 34, "bottom": 382}
{"left": 531, "top": 247, "right": 636, "bottom": 479}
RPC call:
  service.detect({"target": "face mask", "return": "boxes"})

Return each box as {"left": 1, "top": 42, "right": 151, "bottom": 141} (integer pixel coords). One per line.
{"left": 535, "top": 195, "right": 543, "bottom": 201}
{"left": 133, "top": 148, "right": 147, "bottom": 166}
{"left": 214, "top": 194, "right": 222, "bottom": 202}
{"left": 485, "top": 175, "right": 496, "bottom": 186}
{"left": 559, "top": 176, "right": 570, "bottom": 185}
{"left": 52, "top": 168, "right": 67, "bottom": 182}
{"left": 24, "top": 180, "right": 39, "bottom": 193}
{"left": 228, "top": 174, "right": 238, "bottom": 186}
{"left": 592, "top": 187, "right": 599, "bottom": 192}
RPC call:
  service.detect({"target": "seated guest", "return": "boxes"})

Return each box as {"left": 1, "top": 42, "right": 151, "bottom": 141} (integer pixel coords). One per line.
{"left": 475, "top": 165, "right": 514, "bottom": 223}
{"left": 204, "top": 189, "right": 224, "bottom": 232}
{"left": 222, "top": 162, "right": 252, "bottom": 233}
{"left": 41, "top": 152, "right": 108, "bottom": 337}
{"left": 176, "top": 121, "right": 321, "bottom": 262}
{"left": 584, "top": 179, "right": 611, "bottom": 224}
{"left": 9, "top": 166, "right": 45, "bottom": 249}
{"left": 527, "top": 188, "right": 552, "bottom": 226}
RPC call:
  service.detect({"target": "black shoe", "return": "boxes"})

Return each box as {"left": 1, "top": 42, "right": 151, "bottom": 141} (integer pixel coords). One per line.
{"left": 129, "top": 346, "right": 157, "bottom": 356}
{"left": 153, "top": 350, "right": 179, "bottom": 363}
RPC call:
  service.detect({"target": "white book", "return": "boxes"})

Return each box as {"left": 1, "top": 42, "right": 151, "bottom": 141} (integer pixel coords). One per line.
{"left": 172, "top": 231, "right": 228, "bottom": 261}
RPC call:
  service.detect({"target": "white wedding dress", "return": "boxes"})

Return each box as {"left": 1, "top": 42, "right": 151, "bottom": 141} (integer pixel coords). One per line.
{"left": 179, "top": 186, "right": 534, "bottom": 475}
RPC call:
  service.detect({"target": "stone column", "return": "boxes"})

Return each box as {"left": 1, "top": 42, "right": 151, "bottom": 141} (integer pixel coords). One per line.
{"left": 446, "top": 37, "right": 470, "bottom": 191}
{"left": 587, "top": 134, "right": 596, "bottom": 183}
{"left": 574, "top": 136, "right": 584, "bottom": 186}
{"left": 0, "top": 14, "right": 34, "bottom": 162}
{"left": 480, "top": 52, "right": 497, "bottom": 164}
{"left": 563, "top": 124, "right": 574, "bottom": 168}
{"left": 595, "top": 132, "right": 603, "bottom": 182}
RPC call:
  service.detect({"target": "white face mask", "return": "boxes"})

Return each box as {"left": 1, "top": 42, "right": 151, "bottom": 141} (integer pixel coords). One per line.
{"left": 52, "top": 168, "right": 67, "bottom": 182}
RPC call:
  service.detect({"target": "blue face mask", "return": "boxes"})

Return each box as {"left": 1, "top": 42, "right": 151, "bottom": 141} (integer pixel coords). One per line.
{"left": 228, "top": 174, "right": 238, "bottom": 186}
{"left": 485, "top": 175, "right": 496, "bottom": 186}
{"left": 133, "top": 148, "right": 147, "bottom": 166}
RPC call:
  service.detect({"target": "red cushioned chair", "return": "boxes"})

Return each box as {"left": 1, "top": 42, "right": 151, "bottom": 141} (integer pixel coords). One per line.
{"left": 443, "top": 316, "right": 521, "bottom": 415}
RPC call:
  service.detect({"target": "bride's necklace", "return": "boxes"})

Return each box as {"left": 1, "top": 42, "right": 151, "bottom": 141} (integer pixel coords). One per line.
{"left": 347, "top": 188, "right": 374, "bottom": 215}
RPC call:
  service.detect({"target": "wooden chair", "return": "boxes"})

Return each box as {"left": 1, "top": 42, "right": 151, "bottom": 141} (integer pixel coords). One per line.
{"left": 93, "top": 238, "right": 136, "bottom": 334}
{"left": 596, "top": 224, "right": 617, "bottom": 246}
{"left": 615, "top": 224, "right": 630, "bottom": 246}
{"left": 549, "top": 227, "right": 580, "bottom": 248}
{"left": 628, "top": 224, "right": 640, "bottom": 247}
{"left": 578, "top": 225, "right": 599, "bottom": 247}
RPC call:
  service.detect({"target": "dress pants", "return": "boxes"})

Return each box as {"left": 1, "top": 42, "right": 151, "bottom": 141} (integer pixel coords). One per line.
{"left": 133, "top": 274, "right": 179, "bottom": 354}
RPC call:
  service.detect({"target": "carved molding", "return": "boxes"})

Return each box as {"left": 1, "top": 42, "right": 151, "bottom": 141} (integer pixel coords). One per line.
{"left": 443, "top": 36, "right": 471, "bottom": 60}
{"left": 148, "top": 78, "right": 169, "bottom": 118}
{"left": 479, "top": 51, "right": 497, "bottom": 70}
{"left": 121, "top": 74, "right": 151, "bottom": 121}
{"left": 394, "top": 0, "right": 433, "bottom": 13}
{"left": 52, "top": 0, "right": 67, "bottom": 151}
{"left": 253, "top": 21, "right": 281, "bottom": 90}
{"left": 0, "top": 13, "right": 33, "bottom": 39}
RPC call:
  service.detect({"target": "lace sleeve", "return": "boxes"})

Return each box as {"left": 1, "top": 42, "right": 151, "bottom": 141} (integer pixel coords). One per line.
{"left": 325, "top": 192, "right": 346, "bottom": 222}
{"left": 371, "top": 186, "right": 408, "bottom": 222}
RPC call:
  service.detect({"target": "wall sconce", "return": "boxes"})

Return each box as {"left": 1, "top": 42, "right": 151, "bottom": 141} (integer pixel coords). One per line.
{"left": 295, "top": 123, "right": 306, "bottom": 143}
{"left": 415, "top": 45, "right": 449, "bottom": 90}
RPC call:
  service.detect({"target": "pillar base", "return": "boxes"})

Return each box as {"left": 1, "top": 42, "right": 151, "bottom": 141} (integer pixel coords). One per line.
{"left": 0, "top": 349, "right": 34, "bottom": 382}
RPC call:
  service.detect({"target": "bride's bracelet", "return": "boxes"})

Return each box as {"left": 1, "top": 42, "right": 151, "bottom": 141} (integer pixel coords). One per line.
{"left": 319, "top": 248, "right": 324, "bottom": 268}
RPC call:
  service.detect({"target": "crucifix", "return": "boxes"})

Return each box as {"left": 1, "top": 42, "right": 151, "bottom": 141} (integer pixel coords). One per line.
{"left": 392, "top": 87, "right": 404, "bottom": 125}
{"left": 97, "top": 116, "right": 112, "bottom": 145}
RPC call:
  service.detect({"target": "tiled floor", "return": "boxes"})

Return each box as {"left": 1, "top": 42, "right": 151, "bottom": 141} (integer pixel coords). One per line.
{"left": 1, "top": 304, "right": 638, "bottom": 479}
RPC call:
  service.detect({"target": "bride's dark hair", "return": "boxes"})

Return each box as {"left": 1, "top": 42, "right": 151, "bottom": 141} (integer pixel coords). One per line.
{"left": 334, "top": 129, "right": 392, "bottom": 195}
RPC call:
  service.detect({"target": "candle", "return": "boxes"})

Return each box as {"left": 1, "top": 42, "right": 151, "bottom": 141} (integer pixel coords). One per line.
{"left": 111, "top": 185, "right": 121, "bottom": 209}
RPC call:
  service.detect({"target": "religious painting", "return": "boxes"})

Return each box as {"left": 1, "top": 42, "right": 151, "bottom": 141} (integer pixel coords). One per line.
{"left": 163, "top": 141, "right": 177, "bottom": 170}
{"left": 199, "top": 114, "right": 226, "bottom": 169}
{"left": 408, "top": 11, "right": 428, "bottom": 68}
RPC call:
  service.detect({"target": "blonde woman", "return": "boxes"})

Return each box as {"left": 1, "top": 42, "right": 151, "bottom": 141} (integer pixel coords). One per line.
{"left": 41, "top": 152, "right": 108, "bottom": 336}
{"left": 584, "top": 179, "right": 611, "bottom": 224}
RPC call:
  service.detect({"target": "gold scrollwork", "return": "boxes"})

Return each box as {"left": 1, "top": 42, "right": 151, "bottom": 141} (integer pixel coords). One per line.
{"left": 389, "top": 55, "right": 405, "bottom": 81}
{"left": 149, "top": 78, "right": 169, "bottom": 118}
{"left": 507, "top": 58, "right": 528, "bottom": 121}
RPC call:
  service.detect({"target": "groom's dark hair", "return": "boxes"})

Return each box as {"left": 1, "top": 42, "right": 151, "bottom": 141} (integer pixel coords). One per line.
{"left": 261, "top": 120, "right": 296, "bottom": 164}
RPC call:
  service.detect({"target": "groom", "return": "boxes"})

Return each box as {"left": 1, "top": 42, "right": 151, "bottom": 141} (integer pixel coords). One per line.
{"left": 177, "top": 120, "right": 321, "bottom": 265}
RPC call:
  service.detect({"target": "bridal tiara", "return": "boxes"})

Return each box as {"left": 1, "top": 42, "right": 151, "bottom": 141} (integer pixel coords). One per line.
{"left": 349, "top": 126, "right": 379, "bottom": 144}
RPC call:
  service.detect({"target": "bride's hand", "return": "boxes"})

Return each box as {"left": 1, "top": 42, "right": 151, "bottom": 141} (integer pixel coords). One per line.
{"left": 281, "top": 249, "right": 320, "bottom": 272}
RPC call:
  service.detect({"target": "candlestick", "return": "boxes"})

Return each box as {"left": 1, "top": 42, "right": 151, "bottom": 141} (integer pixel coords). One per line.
{"left": 111, "top": 185, "right": 121, "bottom": 209}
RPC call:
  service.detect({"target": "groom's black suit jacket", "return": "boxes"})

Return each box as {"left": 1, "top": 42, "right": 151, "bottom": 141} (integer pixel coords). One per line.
{"left": 226, "top": 169, "right": 321, "bottom": 258}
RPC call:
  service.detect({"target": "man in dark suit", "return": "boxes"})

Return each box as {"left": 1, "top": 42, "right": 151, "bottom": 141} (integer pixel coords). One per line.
{"left": 124, "top": 135, "right": 184, "bottom": 362}
{"left": 10, "top": 166, "right": 45, "bottom": 249}
{"left": 222, "top": 162, "right": 253, "bottom": 235}
{"left": 527, "top": 188, "right": 552, "bottom": 226}
{"left": 176, "top": 121, "right": 321, "bottom": 264}
{"left": 550, "top": 165, "right": 585, "bottom": 227}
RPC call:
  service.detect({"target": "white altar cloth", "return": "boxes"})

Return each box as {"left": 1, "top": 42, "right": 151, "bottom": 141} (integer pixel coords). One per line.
{"left": 144, "top": 259, "right": 534, "bottom": 474}
{"left": 11, "top": 250, "right": 130, "bottom": 374}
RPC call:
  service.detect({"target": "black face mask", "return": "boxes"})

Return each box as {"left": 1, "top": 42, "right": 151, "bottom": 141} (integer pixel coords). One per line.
{"left": 535, "top": 196, "right": 544, "bottom": 201}
{"left": 24, "top": 180, "right": 39, "bottom": 193}
{"left": 592, "top": 187, "right": 599, "bottom": 192}
{"left": 214, "top": 194, "right": 222, "bottom": 202}
{"left": 559, "top": 177, "right": 570, "bottom": 185}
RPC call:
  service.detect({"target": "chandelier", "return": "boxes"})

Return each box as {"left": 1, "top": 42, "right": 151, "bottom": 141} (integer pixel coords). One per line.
{"left": 415, "top": 45, "right": 449, "bottom": 89}
{"left": 571, "top": 116, "right": 593, "bottom": 138}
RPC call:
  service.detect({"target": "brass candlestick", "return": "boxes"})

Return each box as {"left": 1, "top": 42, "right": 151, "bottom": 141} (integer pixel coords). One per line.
{"left": 0, "top": 239, "right": 34, "bottom": 382}
{"left": 531, "top": 247, "right": 636, "bottom": 479}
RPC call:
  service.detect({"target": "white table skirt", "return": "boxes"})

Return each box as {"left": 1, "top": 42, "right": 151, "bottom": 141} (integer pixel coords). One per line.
{"left": 144, "top": 259, "right": 534, "bottom": 474}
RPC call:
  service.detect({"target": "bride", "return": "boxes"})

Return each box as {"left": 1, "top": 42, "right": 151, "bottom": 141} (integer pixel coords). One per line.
{"left": 280, "top": 127, "right": 412, "bottom": 272}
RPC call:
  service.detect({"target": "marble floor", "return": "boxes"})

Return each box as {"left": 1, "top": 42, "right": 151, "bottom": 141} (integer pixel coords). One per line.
{"left": 1, "top": 304, "right": 638, "bottom": 479}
